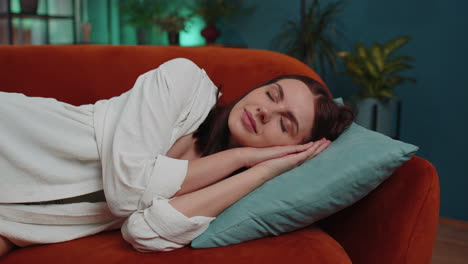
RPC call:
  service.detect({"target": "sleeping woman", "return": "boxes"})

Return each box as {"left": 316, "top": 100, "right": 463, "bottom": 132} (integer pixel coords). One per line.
{"left": 0, "top": 58, "right": 354, "bottom": 256}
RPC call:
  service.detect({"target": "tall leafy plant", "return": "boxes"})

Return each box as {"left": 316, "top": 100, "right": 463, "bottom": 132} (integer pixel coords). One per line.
{"left": 119, "top": 0, "right": 165, "bottom": 29}
{"left": 190, "top": 0, "right": 254, "bottom": 26}
{"left": 272, "top": 0, "right": 345, "bottom": 76}
{"left": 337, "top": 36, "right": 416, "bottom": 100}
{"left": 119, "top": 0, "right": 192, "bottom": 45}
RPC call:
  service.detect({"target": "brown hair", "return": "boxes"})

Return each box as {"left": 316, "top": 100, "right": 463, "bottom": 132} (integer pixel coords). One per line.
{"left": 193, "top": 75, "right": 355, "bottom": 157}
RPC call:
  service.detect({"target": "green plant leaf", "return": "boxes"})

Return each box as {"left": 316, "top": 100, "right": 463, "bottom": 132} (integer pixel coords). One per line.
{"left": 190, "top": 0, "right": 255, "bottom": 25}
{"left": 338, "top": 34, "right": 415, "bottom": 99}
{"left": 386, "top": 56, "right": 415, "bottom": 69}
{"left": 384, "top": 76, "right": 403, "bottom": 90}
{"left": 316, "top": 37, "right": 340, "bottom": 75}
{"left": 355, "top": 43, "right": 367, "bottom": 59}
{"left": 336, "top": 51, "right": 350, "bottom": 58}
{"left": 386, "top": 75, "right": 416, "bottom": 88}
{"left": 272, "top": 0, "right": 345, "bottom": 76}
{"left": 383, "top": 63, "right": 413, "bottom": 76}
{"left": 365, "top": 60, "right": 378, "bottom": 77}
{"left": 270, "top": 20, "right": 300, "bottom": 54}
{"left": 345, "top": 60, "right": 365, "bottom": 77}
{"left": 383, "top": 36, "right": 411, "bottom": 58}
{"left": 377, "top": 89, "right": 396, "bottom": 99}
{"left": 371, "top": 44, "right": 384, "bottom": 72}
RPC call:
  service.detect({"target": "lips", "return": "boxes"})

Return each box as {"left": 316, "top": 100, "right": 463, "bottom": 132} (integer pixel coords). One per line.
{"left": 242, "top": 109, "right": 257, "bottom": 133}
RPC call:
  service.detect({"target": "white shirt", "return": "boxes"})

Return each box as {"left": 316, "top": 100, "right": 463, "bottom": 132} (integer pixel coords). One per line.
{"left": 94, "top": 58, "right": 219, "bottom": 251}
{"left": 0, "top": 58, "right": 218, "bottom": 251}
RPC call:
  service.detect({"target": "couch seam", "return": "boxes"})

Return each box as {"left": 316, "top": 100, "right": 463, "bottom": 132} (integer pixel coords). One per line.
{"left": 403, "top": 161, "right": 435, "bottom": 264}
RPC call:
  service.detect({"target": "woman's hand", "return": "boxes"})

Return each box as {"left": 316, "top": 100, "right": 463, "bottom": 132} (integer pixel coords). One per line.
{"left": 254, "top": 138, "right": 331, "bottom": 178}
{"left": 238, "top": 138, "right": 330, "bottom": 168}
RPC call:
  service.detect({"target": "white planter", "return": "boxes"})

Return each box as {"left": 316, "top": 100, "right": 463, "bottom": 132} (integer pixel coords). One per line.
{"left": 355, "top": 98, "right": 400, "bottom": 138}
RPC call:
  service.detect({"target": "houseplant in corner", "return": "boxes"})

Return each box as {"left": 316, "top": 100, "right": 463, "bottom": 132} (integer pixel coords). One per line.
{"left": 337, "top": 36, "right": 416, "bottom": 138}
{"left": 271, "top": 0, "right": 345, "bottom": 77}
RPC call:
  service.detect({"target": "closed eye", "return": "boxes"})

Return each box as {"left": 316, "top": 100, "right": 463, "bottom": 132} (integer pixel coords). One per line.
{"left": 266, "top": 91, "right": 275, "bottom": 101}
{"left": 275, "top": 83, "right": 299, "bottom": 136}
{"left": 280, "top": 117, "right": 287, "bottom": 133}
{"left": 267, "top": 90, "right": 288, "bottom": 133}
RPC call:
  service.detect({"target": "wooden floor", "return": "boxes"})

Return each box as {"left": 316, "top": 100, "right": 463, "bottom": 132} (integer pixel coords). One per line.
{"left": 431, "top": 217, "right": 468, "bottom": 264}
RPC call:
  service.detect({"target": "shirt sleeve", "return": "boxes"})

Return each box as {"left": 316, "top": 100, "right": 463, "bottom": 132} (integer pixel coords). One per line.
{"left": 100, "top": 58, "right": 218, "bottom": 252}
{"left": 121, "top": 197, "right": 215, "bottom": 252}
{"left": 102, "top": 58, "right": 217, "bottom": 217}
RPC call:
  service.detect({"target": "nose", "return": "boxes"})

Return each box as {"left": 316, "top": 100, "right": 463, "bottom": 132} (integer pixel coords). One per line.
{"left": 257, "top": 104, "right": 287, "bottom": 124}
{"left": 256, "top": 106, "right": 270, "bottom": 124}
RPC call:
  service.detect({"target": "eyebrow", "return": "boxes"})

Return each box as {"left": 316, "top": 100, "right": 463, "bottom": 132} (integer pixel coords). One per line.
{"left": 274, "top": 83, "right": 299, "bottom": 135}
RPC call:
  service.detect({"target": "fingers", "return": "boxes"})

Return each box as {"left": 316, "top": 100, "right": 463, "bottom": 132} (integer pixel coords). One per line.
{"left": 280, "top": 142, "right": 313, "bottom": 155}
{"left": 255, "top": 138, "right": 331, "bottom": 173}
{"left": 305, "top": 138, "right": 328, "bottom": 153}
{"left": 262, "top": 138, "right": 330, "bottom": 166}
{"left": 287, "top": 140, "right": 320, "bottom": 154}
{"left": 250, "top": 143, "right": 313, "bottom": 167}
{"left": 295, "top": 138, "right": 331, "bottom": 166}
{"left": 306, "top": 139, "right": 331, "bottom": 160}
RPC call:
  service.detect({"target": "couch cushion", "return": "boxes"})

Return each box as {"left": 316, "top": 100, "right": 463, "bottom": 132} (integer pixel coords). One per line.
{"left": 0, "top": 45, "right": 325, "bottom": 107}
{"left": 1, "top": 227, "right": 351, "bottom": 264}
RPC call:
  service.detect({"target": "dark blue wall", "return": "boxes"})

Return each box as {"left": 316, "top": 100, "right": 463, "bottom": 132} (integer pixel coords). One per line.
{"left": 224, "top": 0, "right": 468, "bottom": 221}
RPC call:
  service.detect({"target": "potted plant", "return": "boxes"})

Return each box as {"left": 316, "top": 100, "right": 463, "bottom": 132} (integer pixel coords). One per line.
{"left": 337, "top": 36, "right": 416, "bottom": 138}
{"left": 120, "top": 0, "right": 192, "bottom": 45}
{"left": 154, "top": 11, "right": 191, "bottom": 45}
{"left": 271, "top": 0, "right": 345, "bottom": 77}
{"left": 119, "top": 0, "right": 165, "bottom": 44}
{"left": 190, "top": 0, "right": 254, "bottom": 44}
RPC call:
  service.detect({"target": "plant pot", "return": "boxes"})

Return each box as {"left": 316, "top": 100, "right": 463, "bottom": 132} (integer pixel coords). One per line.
{"left": 201, "top": 24, "right": 220, "bottom": 44}
{"left": 136, "top": 28, "right": 147, "bottom": 45}
{"left": 167, "top": 31, "right": 180, "bottom": 45}
{"left": 20, "top": 0, "right": 38, "bottom": 14}
{"left": 354, "top": 98, "right": 400, "bottom": 138}
{"left": 80, "top": 22, "right": 92, "bottom": 44}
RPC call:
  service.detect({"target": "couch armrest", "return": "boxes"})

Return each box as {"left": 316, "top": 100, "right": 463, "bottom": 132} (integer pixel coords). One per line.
{"left": 317, "top": 156, "right": 440, "bottom": 264}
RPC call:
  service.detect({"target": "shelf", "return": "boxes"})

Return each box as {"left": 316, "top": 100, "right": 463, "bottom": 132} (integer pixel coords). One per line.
{"left": 0, "top": 12, "right": 73, "bottom": 19}
{"left": 0, "top": 0, "right": 77, "bottom": 45}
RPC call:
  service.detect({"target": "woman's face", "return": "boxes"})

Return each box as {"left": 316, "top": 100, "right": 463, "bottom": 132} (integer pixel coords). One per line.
{"left": 228, "top": 78, "right": 317, "bottom": 148}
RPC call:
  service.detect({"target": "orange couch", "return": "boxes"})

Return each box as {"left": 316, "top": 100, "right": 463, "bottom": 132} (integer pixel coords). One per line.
{"left": 0, "top": 45, "right": 439, "bottom": 264}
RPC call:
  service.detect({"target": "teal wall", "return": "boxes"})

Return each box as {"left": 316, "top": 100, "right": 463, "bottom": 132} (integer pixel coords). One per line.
{"left": 88, "top": 0, "right": 109, "bottom": 44}
{"left": 339, "top": 0, "right": 468, "bottom": 222}
{"left": 223, "top": 0, "right": 468, "bottom": 221}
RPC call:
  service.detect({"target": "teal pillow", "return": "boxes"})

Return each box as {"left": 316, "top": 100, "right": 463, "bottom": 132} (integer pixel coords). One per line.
{"left": 190, "top": 98, "right": 418, "bottom": 248}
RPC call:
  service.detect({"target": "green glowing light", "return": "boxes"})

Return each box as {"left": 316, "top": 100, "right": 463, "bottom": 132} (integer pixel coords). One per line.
{"left": 10, "top": 0, "right": 19, "bottom": 13}
{"left": 181, "top": 15, "right": 205, "bottom": 46}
